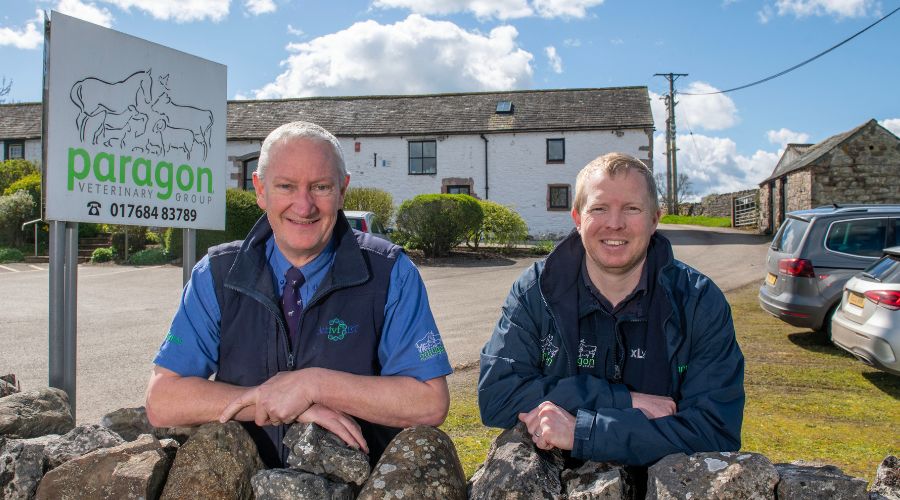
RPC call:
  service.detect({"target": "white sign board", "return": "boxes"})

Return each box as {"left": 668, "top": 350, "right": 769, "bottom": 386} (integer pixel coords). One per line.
{"left": 45, "top": 11, "right": 226, "bottom": 230}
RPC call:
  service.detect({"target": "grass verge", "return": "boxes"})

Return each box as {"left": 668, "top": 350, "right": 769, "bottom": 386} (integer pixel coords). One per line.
{"left": 440, "top": 283, "right": 900, "bottom": 481}
{"left": 660, "top": 215, "right": 732, "bottom": 227}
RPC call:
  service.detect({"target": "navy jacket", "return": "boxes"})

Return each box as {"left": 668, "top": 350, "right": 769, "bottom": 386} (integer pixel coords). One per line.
{"left": 478, "top": 230, "right": 745, "bottom": 466}
{"left": 208, "top": 211, "right": 403, "bottom": 467}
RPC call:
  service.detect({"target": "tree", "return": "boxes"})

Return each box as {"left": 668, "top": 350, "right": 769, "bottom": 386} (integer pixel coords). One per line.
{"left": 0, "top": 77, "right": 11, "bottom": 104}
{"left": 655, "top": 172, "right": 694, "bottom": 212}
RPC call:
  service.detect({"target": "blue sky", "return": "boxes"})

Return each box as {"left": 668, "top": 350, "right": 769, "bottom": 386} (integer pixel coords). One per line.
{"left": 1, "top": 0, "right": 898, "bottom": 198}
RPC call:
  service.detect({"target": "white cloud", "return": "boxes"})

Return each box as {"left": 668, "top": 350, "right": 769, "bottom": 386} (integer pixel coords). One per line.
{"left": 532, "top": 0, "right": 605, "bottom": 18}
{"left": 609, "top": 38, "right": 623, "bottom": 45}
{"left": 654, "top": 132, "right": 780, "bottom": 197}
{"left": 676, "top": 82, "right": 739, "bottom": 131}
{"left": 245, "top": 0, "right": 276, "bottom": 15}
{"left": 250, "top": 14, "right": 533, "bottom": 98}
{"left": 100, "top": 0, "right": 230, "bottom": 22}
{"left": 287, "top": 24, "right": 304, "bottom": 36}
{"left": 0, "top": 10, "right": 43, "bottom": 49}
{"left": 766, "top": 128, "right": 810, "bottom": 147}
{"left": 880, "top": 118, "right": 900, "bottom": 137}
{"left": 765, "top": 0, "right": 876, "bottom": 19}
{"left": 545, "top": 46, "right": 562, "bottom": 73}
{"left": 563, "top": 38, "right": 581, "bottom": 47}
{"left": 56, "top": 0, "right": 114, "bottom": 27}
{"left": 372, "top": 0, "right": 604, "bottom": 19}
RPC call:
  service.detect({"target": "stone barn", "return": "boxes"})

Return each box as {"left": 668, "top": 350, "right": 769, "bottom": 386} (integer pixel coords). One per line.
{"left": 758, "top": 119, "right": 900, "bottom": 234}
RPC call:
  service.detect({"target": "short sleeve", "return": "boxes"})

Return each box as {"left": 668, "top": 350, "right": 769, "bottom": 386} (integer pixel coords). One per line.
{"left": 378, "top": 253, "right": 453, "bottom": 381}
{"left": 152, "top": 255, "right": 222, "bottom": 378}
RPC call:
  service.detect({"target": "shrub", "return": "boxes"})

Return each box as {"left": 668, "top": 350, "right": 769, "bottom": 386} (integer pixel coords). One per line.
{"left": 145, "top": 230, "right": 163, "bottom": 245}
{"left": 395, "top": 194, "right": 483, "bottom": 257}
{"left": 0, "top": 247, "right": 24, "bottom": 263}
{"left": 4, "top": 171, "right": 40, "bottom": 200}
{"left": 343, "top": 187, "right": 395, "bottom": 227}
{"left": 166, "top": 189, "right": 264, "bottom": 261}
{"left": 531, "top": 240, "right": 556, "bottom": 256}
{"left": 90, "top": 247, "right": 115, "bottom": 263}
{"left": 0, "top": 190, "right": 36, "bottom": 247}
{"left": 110, "top": 225, "right": 150, "bottom": 255}
{"left": 127, "top": 247, "right": 170, "bottom": 266}
{"left": 470, "top": 201, "right": 528, "bottom": 249}
{"left": 78, "top": 223, "right": 104, "bottom": 239}
{"left": 0, "top": 159, "right": 39, "bottom": 194}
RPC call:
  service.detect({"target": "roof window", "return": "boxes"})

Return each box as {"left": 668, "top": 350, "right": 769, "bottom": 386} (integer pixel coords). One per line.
{"left": 495, "top": 101, "right": 513, "bottom": 114}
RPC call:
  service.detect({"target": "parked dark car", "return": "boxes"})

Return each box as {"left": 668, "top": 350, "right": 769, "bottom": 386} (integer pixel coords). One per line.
{"left": 831, "top": 246, "right": 900, "bottom": 375}
{"left": 758, "top": 204, "right": 900, "bottom": 337}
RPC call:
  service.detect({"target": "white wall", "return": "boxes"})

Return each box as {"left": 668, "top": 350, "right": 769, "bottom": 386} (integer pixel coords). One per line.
{"left": 0, "top": 139, "right": 42, "bottom": 165}
{"left": 224, "top": 129, "right": 651, "bottom": 238}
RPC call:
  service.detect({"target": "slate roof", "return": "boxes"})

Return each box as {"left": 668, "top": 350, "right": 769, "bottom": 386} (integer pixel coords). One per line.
{"left": 761, "top": 119, "right": 881, "bottom": 184}
{"left": 226, "top": 87, "right": 654, "bottom": 140}
{"left": 1, "top": 87, "right": 654, "bottom": 142}
{"left": 0, "top": 102, "right": 42, "bottom": 140}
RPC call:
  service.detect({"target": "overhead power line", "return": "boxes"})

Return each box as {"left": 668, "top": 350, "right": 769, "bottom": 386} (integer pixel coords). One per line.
{"left": 681, "top": 5, "right": 900, "bottom": 96}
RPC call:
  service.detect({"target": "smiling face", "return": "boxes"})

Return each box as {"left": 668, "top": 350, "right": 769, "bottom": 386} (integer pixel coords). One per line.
{"left": 572, "top": 168, "right": 661, "bottom": 284}
{"left": 253, "top": 138, "right": 349, "bottom": 267}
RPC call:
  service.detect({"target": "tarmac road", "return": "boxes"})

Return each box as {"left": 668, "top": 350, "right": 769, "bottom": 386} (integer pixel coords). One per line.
{"left": 0, "top": 224, "right": 771, "bottom": 424}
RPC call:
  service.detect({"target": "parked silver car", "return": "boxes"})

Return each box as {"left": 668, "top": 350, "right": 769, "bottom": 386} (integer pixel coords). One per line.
{"left": 759, "top": 205, "right": 900, "bottom": 336}
{"left": 344, "top": 210, "right": 392, "bottom": 241}
{"left": 831, "top": 246, "right": 900, "bottom": 375}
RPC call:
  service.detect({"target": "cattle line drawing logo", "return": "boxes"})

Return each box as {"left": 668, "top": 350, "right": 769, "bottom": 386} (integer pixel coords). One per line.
{"left": 70, "top": 69, "right": 214, "bottom": 161}
{"left": 415, "top": 331, "right": 446, "bottom": 361}
{"left": 540, "top": 334, "right": 559, "bottom": 367}
{"left": 577, "top": 339, "right": 597, "bottom": 369}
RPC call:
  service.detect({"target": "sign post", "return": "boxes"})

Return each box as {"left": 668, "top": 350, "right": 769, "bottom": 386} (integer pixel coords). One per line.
{"left": 43, "top": 11, "right": 226, "bottom": 415}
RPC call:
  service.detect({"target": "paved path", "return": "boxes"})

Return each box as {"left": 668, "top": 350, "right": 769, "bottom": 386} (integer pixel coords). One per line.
{"left": 0, "top": 224, "right": 771, "bottom": 424}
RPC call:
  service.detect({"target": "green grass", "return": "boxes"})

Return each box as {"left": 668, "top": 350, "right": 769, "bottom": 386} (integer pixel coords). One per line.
{"left": 660, "top": 215, "right": 732, "bottom": 227}
{"left": 440, "top": 283, "right": 900, "bottom": 481}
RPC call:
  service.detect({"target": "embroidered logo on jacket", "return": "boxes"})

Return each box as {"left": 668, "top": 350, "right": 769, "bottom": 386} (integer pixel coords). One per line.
{"left": 416, "top": 331, "right": 446, "bottom": 361}
{"left": 318, "top": 317, "right": 359, "bottom": 342}
{"left": 540, "top": 334, "right": 559, "bottom": 367}
{"left": 577, "top": 339, "right": 597, "bottom": 368}
{"left": 630, "top": 348, "right": 646, "bottom": 360}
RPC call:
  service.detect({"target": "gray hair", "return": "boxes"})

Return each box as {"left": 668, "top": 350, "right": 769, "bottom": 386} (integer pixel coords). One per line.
{"left": 256, "top": 121, "right": 347, "bottom": 181}
{"left": 573, "top": 152, "right": 658, "bottom": 213}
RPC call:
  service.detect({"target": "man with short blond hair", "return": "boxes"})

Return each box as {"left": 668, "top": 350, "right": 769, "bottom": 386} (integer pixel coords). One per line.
{"left": 147, "top": 121, "right": 451, "bottom": 467}
{"left": 479, "top": 152, "right": 744, "bottom": 465}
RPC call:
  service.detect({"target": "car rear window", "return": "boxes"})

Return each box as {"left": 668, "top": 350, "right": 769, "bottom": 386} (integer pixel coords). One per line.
{"left": 863, "top": 254, "right": 900, "bottom": 283}
{"left": 771, "top": 218, "right": 808, "bottom": 253}
{"left": 346, "top": 218, "right": 363, "bottom": 231}
{"left": 824, "top": 218, "right": 888, "bottom": 257}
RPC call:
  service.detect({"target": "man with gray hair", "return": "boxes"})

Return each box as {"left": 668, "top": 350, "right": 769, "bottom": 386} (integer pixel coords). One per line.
{"left": 147, "top": 121, "right": 452, "bottom": 467}
{"left": 478, "top": 152, "right": 744, "bottom": 466}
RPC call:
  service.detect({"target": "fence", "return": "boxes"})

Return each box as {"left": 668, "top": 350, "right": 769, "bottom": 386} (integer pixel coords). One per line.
{"left": 732, "top": 193, "right": 758, "bottom": 228}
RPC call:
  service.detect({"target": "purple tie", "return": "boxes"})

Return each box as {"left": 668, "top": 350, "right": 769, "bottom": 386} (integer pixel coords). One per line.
{"left": 281, "top": 267, "right": 305, "bottom": 344}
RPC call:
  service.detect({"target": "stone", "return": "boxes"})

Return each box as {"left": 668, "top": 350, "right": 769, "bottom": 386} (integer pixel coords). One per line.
{"left": 99, "top": 406, "right": 198, "bottom": 444}
{"left": 34, "top": 434, "right": 170, "bottom": 500}
{"left": 284, "top": 423, "right": 371, "bottom": 487}
{"left": 468, "top": 423, "right": 565, "bottom": 500}
{"left": 158, "top": 437, "right": 180, "bottom": 463}
{"left": 871, "top": 455, "right": 899, "bottom": 500}
{"left": 775, "top": 462, "right": 867, "bottom": 499}
{"left": 358, "top": 426, "right": 466, "bottom": 500}
{"left": 43, "top": 424, "right": 125, "bottom": 469}
{"left": 562, "top": 461, "right": 630, "bottom": 499}
{"left": 0, "top": 388, "right": 74, "bottom": 439}
{"left": 0, "top": 435, "right": 57, "bottom": 500}
{"left": 99, "top": 407, "right": 153, "bottom": 442}
{"left": 0, "top": 375, "right": 20, "bottom": 398}
{"left": 647, "top": 451, "right": 779, "bottom": 500}
{"left": 160, "top": 421, "right": 264, "bottom": 500}
{"left": 251, "top": 468, "right": 354, "bottom": 500}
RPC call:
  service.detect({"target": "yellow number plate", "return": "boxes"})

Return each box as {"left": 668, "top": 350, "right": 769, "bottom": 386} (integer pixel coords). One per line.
{"left": 766, "top": 273, "right": 777, "bottom": 286}
{"left": 848, "top": 292, "right": 865, "bottom": 308}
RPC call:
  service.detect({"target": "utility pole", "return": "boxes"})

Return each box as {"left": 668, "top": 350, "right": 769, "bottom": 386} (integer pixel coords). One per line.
{"left": 654, "top": 72, "right": 687, "bottom": 215}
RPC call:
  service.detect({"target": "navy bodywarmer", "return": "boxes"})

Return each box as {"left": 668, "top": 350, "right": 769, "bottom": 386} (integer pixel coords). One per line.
{"left": 208, "top": 212, "right": 404, "bottom": 467}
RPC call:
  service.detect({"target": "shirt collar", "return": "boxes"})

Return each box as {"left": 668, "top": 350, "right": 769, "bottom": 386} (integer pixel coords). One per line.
{"left": 266, "top": 235, "right": 336, "bottom": 291}
{"left": 579, "top": 256, "right": 649, "bottom": 317}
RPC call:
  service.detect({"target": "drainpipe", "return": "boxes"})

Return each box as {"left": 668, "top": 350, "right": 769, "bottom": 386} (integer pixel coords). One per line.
{"left": 480, "top": 134, "right": 489, "bottom": 200}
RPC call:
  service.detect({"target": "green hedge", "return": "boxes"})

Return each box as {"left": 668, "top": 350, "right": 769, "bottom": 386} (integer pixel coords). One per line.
{"left": 0, "top": 247, "right": 24, "bottom": 263}
{"left": 0, "top": 190, "right": 36, "bottom": 247}
{"left": 343, "top": 187, "right": 394, "bottom": 227}
{"left": 127, "top": 247, "right": 170, "bottom": 266}
{"left": 166, "top": 189, "right": 264, "bottom": 261}
{"left": 469, "top": 200, "right": 528, "bottom": 249}
{"left": 90, "top": 247, "right": 115, "bottom": 263}
{"left": 395, "top": 194, "right": 483, "bottom": 257}
{"left": 0, "top": 159, "right": 38, "bottom": 194}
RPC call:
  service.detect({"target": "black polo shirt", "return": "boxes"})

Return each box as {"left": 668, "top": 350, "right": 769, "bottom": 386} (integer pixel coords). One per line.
{"left": 577, "top": 257, "right": 670, "bottom": 396}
